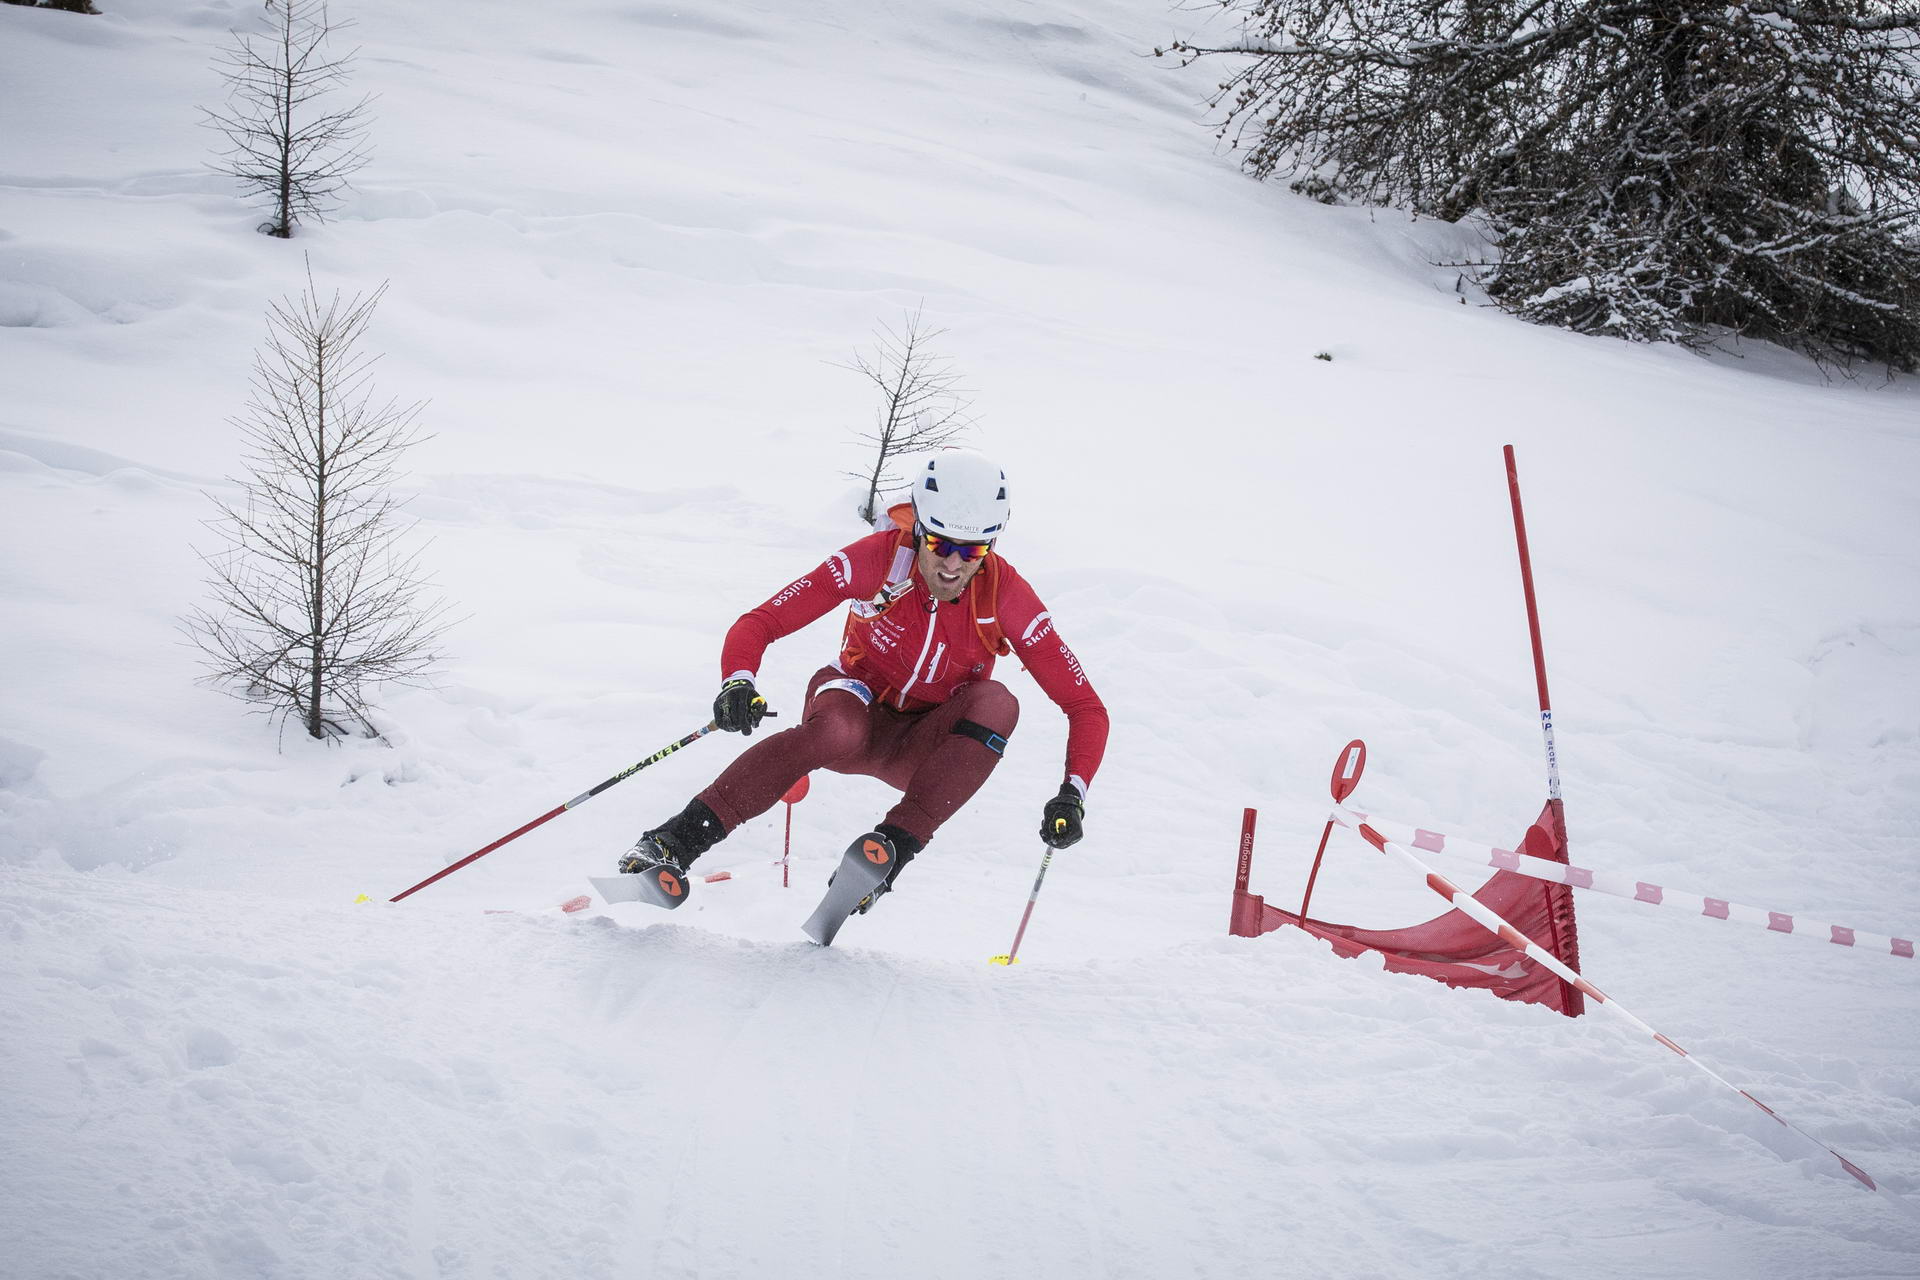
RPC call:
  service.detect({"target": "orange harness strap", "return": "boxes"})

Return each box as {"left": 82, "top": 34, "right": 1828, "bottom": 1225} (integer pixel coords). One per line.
{"left": 837, "top": 521, "right": 1008, "bottom": 703}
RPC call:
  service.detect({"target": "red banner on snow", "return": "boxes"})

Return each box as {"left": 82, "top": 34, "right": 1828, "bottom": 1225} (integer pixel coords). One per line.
{"left": 1233, "top": 802, "right": 1586, "bottom": 1017}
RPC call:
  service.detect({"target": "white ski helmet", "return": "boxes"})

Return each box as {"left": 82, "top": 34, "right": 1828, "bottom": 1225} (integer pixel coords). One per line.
{"left": 911, "top": 450, "right": 1009, "bottom": 543}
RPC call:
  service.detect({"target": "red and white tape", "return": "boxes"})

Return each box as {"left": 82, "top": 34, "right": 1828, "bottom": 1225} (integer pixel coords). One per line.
{"left": 1327, "top": 811, "right": 1913, "bottom": 1215}
{"left": 1336, "top": 805, "right": 1914, "bottom": 960}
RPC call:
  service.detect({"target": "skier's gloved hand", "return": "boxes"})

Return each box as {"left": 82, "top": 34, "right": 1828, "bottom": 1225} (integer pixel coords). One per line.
{"left": 714, "top": 678, "right": 768, "bottom": 736}
{"left": 1040, "top": 782, "right": 1084, "bottom": 849}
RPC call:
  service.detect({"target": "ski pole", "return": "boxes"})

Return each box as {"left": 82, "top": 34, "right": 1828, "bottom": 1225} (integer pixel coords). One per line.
{"left": 387, "top": 715, "right": 772, "bottom": 903}
{"left": 989, "top": 838, "right": 1058, "bottom": 966}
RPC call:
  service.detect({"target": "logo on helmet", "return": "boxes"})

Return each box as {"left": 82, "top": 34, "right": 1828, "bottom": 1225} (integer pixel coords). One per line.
{"left": 912, "top": 450, "right": 1010, "bottom": 544}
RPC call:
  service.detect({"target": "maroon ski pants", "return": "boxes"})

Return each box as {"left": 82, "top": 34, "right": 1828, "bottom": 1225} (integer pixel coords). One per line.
{"left": 697, "top": 666, "right": 1020, "bottom": 846}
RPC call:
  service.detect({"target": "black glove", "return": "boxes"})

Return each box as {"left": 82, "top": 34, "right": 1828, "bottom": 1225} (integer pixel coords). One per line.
{"left": 713, "top": 678, "right": 768, "bottom": 736}
{"left": 1040, "top": 783, "right": 1084, "bottom": 849}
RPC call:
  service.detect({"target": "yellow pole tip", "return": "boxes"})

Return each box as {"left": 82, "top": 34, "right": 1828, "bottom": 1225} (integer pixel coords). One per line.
{"left": 352, "top": 894, "right": 372, "bottom": 904}
{"left": 988, "top": 955, "right": 1019, "bottom": 966}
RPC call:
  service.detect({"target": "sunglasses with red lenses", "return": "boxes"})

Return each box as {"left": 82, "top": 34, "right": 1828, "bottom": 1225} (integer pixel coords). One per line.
{"left": 920, "top": 532, "right": 994, "bottom": 563}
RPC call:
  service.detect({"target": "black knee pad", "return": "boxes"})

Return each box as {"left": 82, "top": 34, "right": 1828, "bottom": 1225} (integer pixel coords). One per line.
{"left": 951, "top": 718, "right": 1010, "bottom": 756}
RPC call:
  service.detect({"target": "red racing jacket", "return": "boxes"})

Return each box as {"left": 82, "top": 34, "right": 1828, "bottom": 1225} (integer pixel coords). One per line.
{"left": 719, "top": 523, "right": 1109, "bottom": 793}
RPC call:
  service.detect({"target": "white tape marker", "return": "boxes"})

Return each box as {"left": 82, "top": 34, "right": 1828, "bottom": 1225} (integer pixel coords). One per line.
{"left": 1334, "top": 806, "right": 1914, "bottom": 960}
{"left": 1328, "top": 809, "right": 1913, "bottom": 1217}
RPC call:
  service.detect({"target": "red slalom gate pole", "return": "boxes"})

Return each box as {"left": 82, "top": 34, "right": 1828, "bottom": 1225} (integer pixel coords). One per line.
{"left": 388, "top": 716, "right": 770, "bottom": 903}
{"left": 1228, "top": 808, "right": 1265, "bottom": 938}
{"left": 1232, "top": 807, "right": 1258, "bottom": 931}
{"left": 1298, "top": 819, "right": 1335, "bottom": 922}
{"left": 1504, "top": 445, "right": 1568, "bottom": 851}
{"left": 1299, "top": 740, "right": 1367, "bottom": 921}
{"left": 779, "top": 775, "right": 809, "bottom": 888}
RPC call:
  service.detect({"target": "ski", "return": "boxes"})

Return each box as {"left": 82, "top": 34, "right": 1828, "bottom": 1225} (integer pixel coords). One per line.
{"left": 590, "top": 866, "right": 691, "bottom": 910}
{"left": 802, "top": 832, "right": 896, "bottom": 946}
{"left": 588, "top": 868, "right": 732, "bottom": 911}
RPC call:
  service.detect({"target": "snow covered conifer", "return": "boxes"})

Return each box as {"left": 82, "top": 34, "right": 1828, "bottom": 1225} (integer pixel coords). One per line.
{"left": 204, "top": 0, "right": 370, "bottom": 239}
{"left": 185, "top": 268, "right": 448, "bottom": 742}
{"left": 839, "top": 308, "right": 975, "bottom": 525}
{"left": 1167, "top": 0, "right": 1920, "bottom": 371}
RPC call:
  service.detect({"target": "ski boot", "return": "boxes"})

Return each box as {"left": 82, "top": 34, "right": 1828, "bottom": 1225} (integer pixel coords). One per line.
{"left": 591, "top": 800, "right": 726, "bottom": 910}
{"left": 603, "top": 829, "right": 693, "bottom": 909}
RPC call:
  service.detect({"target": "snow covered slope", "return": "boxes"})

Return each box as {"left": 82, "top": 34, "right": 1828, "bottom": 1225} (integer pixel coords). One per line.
{"left": 3, "top": 1, "right": 1918, "bottom": 1276}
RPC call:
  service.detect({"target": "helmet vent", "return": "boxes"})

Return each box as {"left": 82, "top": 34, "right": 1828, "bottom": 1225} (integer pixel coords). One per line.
{"left": 924, "top": 477, "right": 940, "bottom": 492}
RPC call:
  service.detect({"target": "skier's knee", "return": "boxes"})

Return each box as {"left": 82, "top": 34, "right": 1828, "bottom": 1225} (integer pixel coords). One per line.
{"left": 953, "top": 680, "right": 1019, "bottom": 735}
{"left": 800, "top": 696, "right": 867, "bottom": 763}
{"left": 947, "top": 682, "right": 1018, "bottom": 758}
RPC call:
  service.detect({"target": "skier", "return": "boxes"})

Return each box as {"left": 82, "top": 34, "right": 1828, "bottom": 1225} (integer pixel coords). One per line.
{"left": 617, "top": 449, "right": 1108, "bottom": 921}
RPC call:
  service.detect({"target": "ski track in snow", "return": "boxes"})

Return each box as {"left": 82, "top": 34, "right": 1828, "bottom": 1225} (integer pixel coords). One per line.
{"left": 5, "top": 869, "right": 1918, "bottom": 1279}
{"left": 4, "top": 0, "right": 1920, "bottom": 1275}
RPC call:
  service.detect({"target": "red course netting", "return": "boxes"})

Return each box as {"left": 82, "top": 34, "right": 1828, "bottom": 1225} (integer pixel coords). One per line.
{"left": 1234, "top": 803, "right": 1586, "bottom": 1017}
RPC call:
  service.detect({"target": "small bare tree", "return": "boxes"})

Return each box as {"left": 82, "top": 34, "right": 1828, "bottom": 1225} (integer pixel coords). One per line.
{"left": 185, "top": 267, "right": 449, "bottom": 742}
{"left": 839, "top": 308, "right": 974, "bottom": 526}
{"left": 204, "top": 0, "right": 370, "bottom": 239}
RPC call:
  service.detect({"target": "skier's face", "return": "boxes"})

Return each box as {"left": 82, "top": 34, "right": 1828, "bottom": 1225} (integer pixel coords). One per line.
{"left": 917, "top": 539, "right": 988, "bottom": 603}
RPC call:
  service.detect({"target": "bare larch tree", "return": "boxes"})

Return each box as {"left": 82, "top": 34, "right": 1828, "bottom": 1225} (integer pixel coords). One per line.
{"left": 186, "top": 269, "right": 448, "bottom": 742}
{"left": 1166, "top": 1, "right": 1920, "bottom": 371}
{"left": 205, "top": 0, "right": 370, "bottom": 239}
{"left": 840, "top": 309, "right": 975, "bottom": 525}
